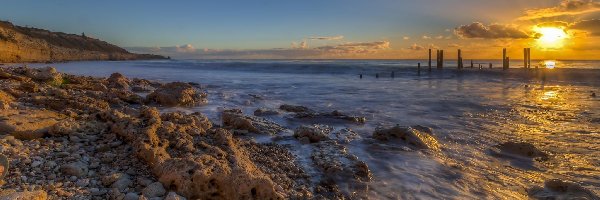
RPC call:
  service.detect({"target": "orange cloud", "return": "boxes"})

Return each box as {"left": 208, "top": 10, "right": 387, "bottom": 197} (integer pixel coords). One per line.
{"left": 454, "top": 22, "right": 530, "bottom": 39}
{"left": 518, "top": 0, "right": 600, "bottom": 20}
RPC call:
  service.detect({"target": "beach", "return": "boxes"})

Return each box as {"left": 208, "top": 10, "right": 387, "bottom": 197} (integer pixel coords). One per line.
{"left": 0, "top": 60, "right": 599, "bottom": 199}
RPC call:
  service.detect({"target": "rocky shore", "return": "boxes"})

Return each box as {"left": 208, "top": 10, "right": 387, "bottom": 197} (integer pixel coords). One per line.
{"left": 0, "top": 66, "right": 598, "bottom": 200}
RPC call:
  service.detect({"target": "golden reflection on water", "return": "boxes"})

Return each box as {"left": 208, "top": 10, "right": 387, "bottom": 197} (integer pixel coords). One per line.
{"left": 540, "top": 90, "right": 558, "bottom": 101}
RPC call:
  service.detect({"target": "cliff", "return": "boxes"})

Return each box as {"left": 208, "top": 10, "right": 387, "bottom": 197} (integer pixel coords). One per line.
{"left": 0, "top": 20, "right": 166, "bottom": 63}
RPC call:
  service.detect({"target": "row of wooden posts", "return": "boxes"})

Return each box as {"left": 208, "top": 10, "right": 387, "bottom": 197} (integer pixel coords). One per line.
{"left": 429, "top": 48, "right": 534, "bottom": 70}
{"left": 360, "top": 48, "right": 535, "bottom": 78}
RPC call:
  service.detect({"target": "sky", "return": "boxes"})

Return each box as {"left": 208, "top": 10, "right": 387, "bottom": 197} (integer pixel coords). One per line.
{"left": 1, "top": 0, "right": 600, "bottom": 59}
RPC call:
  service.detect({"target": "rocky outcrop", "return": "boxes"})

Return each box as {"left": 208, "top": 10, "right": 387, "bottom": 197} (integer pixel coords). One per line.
{"left": 312, "top": 141, "right": 371, "bottom": 199}
{"left": 0, "top": 109, "right": 64, "bottom": 140}
{"left": 222, "top": 109, "right": 285, "bottom": 135}
{"left": 146, "top": 82, "right": 206, "bottom": 107}
{"left": 0, "top": 190, "right": 48, "bottom": 200}
{"left": 0, "top": 20, "right": 166, "bottom": 63}
{"left": 492, "top": 141, "right": 549, "bottom": 160}
{"left": 107, "top": 73, "right": 130, "bottom": 90}
{"left": 528, "top": 179, "right": 598, "bottom": 200}
{"left": 279, "top": 104, "right": 366, "bottom": 123}
{"left": 373, "top": 125, "right": 440, "bottom": 150}
{"left": 293, "top": 124, "right": 333, "bottom": 143}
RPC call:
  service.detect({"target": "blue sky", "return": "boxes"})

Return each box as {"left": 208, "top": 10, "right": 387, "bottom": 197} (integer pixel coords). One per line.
{"left": 3, "top": 0, "right": 600, "bottom": 59}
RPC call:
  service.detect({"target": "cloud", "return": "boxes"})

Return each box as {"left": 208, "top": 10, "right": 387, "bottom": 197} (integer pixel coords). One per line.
{"left": 308, "top": 35, "right": 344, "bottom": 40}
{"left": 409, "top": 43, "right": 425, "bottom": 50}
{"left": 422, "top": 35, "right": 432, "bottom": 39}
{"left": 176, "top": 44, "right": 196, "bottom": 53}
{"left": 569, "top": 19, "right": 600, "bottom": 36}
{"left": 315, "top": 41, "right": 390, "bottom": 54}
{"left": 518, "top": 0, "right": 600, "bottom": 20}
{"left": 403, "top": 36, "right": 410, "bottom": 40}
{"left": 127, "top": 41, "right": 390, "bottom": 59}
{"left": 447, "top": 43, "right": 461, "bottom": 47}
{"left": 291, "top": 41, "right": 308, "bottom": 49}
{"left": 454, "top": 22, "right": 530, "bottom": 39}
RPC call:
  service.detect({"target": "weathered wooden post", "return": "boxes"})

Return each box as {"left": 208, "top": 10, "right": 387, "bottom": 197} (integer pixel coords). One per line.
{"left": 489, "top": 63, "right": 492, "bottom": 69}
{"left": 506, "top": 57, "right": 510, "bottom": 70}
{"left": 456, "top": 49, "right": 462, "bottom": 69}
{"left": 503, "top": 48, "right": 507, "bottom": 70}
{"left": 376, "top": 73, "right": 379, "bottom": 78}
{"left": 391, "top": 71, "right": 395, "bottom": 78}
{"left": 528, "top": 48, "right": 532, "bottom": 69}
{"left": 359, "top": 74, "right": 363, "bottom": 79}
{"left": 418, "top": 63, "right": 421, "bottom": 75}
{"left": 428, "top": 49, "right": 432, "bottom": 70}
{"left": 470, "top": 59, "right": 474, "bottom": 68}
{"left": 436, "top": 50, "right": 440, "bottom": 68}
{"left": 439, "top": 50, "right": 444, "bottom": 69}
{"left": 524, "top": 48, "right": 528, "bottom": 68}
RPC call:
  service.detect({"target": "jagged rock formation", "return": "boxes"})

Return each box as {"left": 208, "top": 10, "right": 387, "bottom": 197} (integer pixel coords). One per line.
{"left": 0, "top": 20, "right": 166, "bottom": 63}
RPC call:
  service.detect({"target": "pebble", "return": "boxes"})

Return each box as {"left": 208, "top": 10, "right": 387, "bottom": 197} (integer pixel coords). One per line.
{"left": 142, "top": 182, "right": 166, "bottom": 198}
{"left": 124, "top": 192, "right": 140, "bottom": 200}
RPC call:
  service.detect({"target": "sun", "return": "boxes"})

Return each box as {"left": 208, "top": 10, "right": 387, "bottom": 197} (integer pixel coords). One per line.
{"left": 534, "top": 27, "right": 568, "bottom": 49}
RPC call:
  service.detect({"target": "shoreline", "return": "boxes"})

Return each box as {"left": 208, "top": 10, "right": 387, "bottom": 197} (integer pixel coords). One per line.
{"left": 0, "top": 65, "right": 598, "bottom": 199}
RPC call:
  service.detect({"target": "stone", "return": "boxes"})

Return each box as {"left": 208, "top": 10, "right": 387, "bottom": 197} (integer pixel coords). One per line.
{"left": 60, "top": 162, "right": 88, "bottom": 177}
{"left": 48, "top": 119, "right": 81, "bottom": 136}
{"left": 279, "top": 104, "right": 311, "bottom": 113}
{"left": 141, "top": 182, "right": 166, "bottom": 198}
{"left": 528, "top": 179, "right": 598, "bottom": 199}
{"left": 123, "top": 192, "right": 140, "bottom": 200}
{"left": 146, "top": 82, "right": 206, "bottom": 106}
{"left": 293, "top": 124, "right": 333, "bottom": 143}
{"left": 25, "top": 66, "right": 63, "bottom": 85}
{"left": 222, "top": 109, "right": 284, "bottom": 135}
{"left": 253, "top": 108, "right": 280, "bottom": 116}
{"left": 493, "top": 141, "right": 548, "bottom": 160}
{"left": 164, "top": 192, "right": 187, "bottom": 200}
{"left": 107, "top": 73, "right": 130, "bottom": 90}
{"left": 0, "top": 90, "right": 15, "bottom": 110}
{"left": 0, "top": 109, "right": 63, "bottom": 140}
{"left": 373, "top": 125, "right": 440, "bottom": 150}
{"left": 0, "top": 190, "right": 48, "bottom": 200}
{"left": 111, "top": 176, "right": 133, "bottom": 191}
{"left": 102, "top": 173, "right": 129, "bottom": 186}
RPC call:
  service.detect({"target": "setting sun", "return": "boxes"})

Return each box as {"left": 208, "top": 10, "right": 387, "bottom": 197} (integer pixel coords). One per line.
{"left": 535, "top": 27, "right": 568, "bottom": 49}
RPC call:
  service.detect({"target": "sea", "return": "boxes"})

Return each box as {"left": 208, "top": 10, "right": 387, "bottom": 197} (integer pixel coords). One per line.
{"left": 27, "top": 59, "right": 600, "bottom": 199}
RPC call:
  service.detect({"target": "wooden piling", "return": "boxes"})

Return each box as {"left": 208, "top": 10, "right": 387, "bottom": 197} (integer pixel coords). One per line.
{"left": 428, "top": 49, "right": 432, "bottom": 70}
{"left": 527, "top": 48, "right": 532, "bottom": 69}
{"left": 456, "top": 49, "right": 462, "bottom": 69}
{"left": 376, "top": 73, "right": 379, "bottom": 78}
{"left": 470, "top": 59, "right": 474, "bottom": 68}
{"left": 391, "top": 71, "right": 395, "bottom": 78}
{"left": 439, "top": 50, "right": 444, "bottom": 69}
{"left": 524, "top": 48, "right": 527, "bottom": 68}
{"left": 502, "top": 48, "right": 507, "bottom": 70}
{"left": 489, "top": 63, "right": 492, "bottom": 69}
{"left": 506, "top": 57, "right": 510, "bottom": 70}
{"left": 359, "top": 74, "right": 363, "bottom": 79}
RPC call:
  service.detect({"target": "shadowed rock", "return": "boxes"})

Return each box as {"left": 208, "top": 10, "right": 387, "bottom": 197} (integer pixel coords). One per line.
{"left": 492, "top": 142, "right": 548, "bottom": 160}
{"left": 373, "top": 125, "right": 440, "bottom": 150}
{"left": 279, "top": 104, "right": 366, "bottom": 123}
{"left": 528, "top": 179, "right": 598, "bottom": 200}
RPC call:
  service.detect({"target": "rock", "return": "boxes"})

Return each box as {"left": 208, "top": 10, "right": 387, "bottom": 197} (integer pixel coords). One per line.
{"left": 0, "top": 90, "right": 15, "bottom": 110}
{"left": 111, "top": 175, "right": 133, "bottom": 191}
{"left": 528, "top": 179, "right": 598, "bottom": 199}
{"left": 25, "top": 66, "right": 63, "bottom": 85}
{"left": 141, "top": 182, "right": 166, "bottom": 198}
{"left": 373, "top": 125, "right": 440, "bottom": 150}
{"left": 48, "top": 119, "right": 81, "bottom": 136}
{"left": 222, "top": 109, "right": 285, "bottom": 135}
{"left": 0, "top": 190, "right": 48, "bottom": 200}
{"left": 146, "top": 82, "right": 206, "bottom": 106}
{"left": 60, "top": 162, "right": 88, "bottom": 177}
{"left": 137, "top": 177, "right": 153, "bottom": 187}
{"left": 123, "top": 192, "right": 140, "bottom": 200}
{"left": 164, "top": 192, "right": 187, "bottom": 200}
{"left": 30, "top": 160, "right": 43, "bottom": 168}
{"left": 493, "top": 142, "right": 548, "bottom": 160}
{"left": 107, "top": 73, "right": 131, "bottom": 90}
{"left": 0, "top": 109, "right": 63, "bottom": 140}
{"left": 253, "top": 108, "right": 280, "bottom": 116}
{"left": 293, "top": 124, "right": 333, "bottom": 143}
{"left": 279, "top": 104, "right": 311, "bottom": 113}
{"left": 311, "top": 141, "right": 371, "bottom": 199}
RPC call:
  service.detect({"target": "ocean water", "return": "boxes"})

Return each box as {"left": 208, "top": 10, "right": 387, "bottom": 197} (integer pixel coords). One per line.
{"left": 28, "top": 59, "right": 600, "bottom": 199}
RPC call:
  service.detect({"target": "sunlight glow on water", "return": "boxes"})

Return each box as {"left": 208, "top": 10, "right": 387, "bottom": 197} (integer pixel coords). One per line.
{"left": 544, "top": 60, "right": 557, "bottom": 69}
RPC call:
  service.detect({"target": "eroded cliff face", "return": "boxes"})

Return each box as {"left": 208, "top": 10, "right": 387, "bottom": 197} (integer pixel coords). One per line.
{"left": 0, "top": 21, "right": 165, "bottom": 63}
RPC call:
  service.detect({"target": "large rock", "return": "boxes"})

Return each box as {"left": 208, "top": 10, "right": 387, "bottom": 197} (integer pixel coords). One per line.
{"left": 492, "top": 142, "right": 548, "bottom": 160}
{"left": 222, "top": 109, "right": 285, "bottom": 135}
{"left": 293, "top": 124, "right": 333, "bottom": 143}
{"left": 0, "top": 190, "right": 48, "bottom": 200}
{"left": 372, "top": 125, "right": 440, "bottom": 150}
{"left": 24, "top": 67, "right": 63, "bottom": 85}
{"left": 146, "top": 82, "right": 206, "bottom": 106}
{"left": 107, "top": 73, "right": 130, "bottom": 90}
{"left": 0, "top": 109, "right": 63, "bottom": 140}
